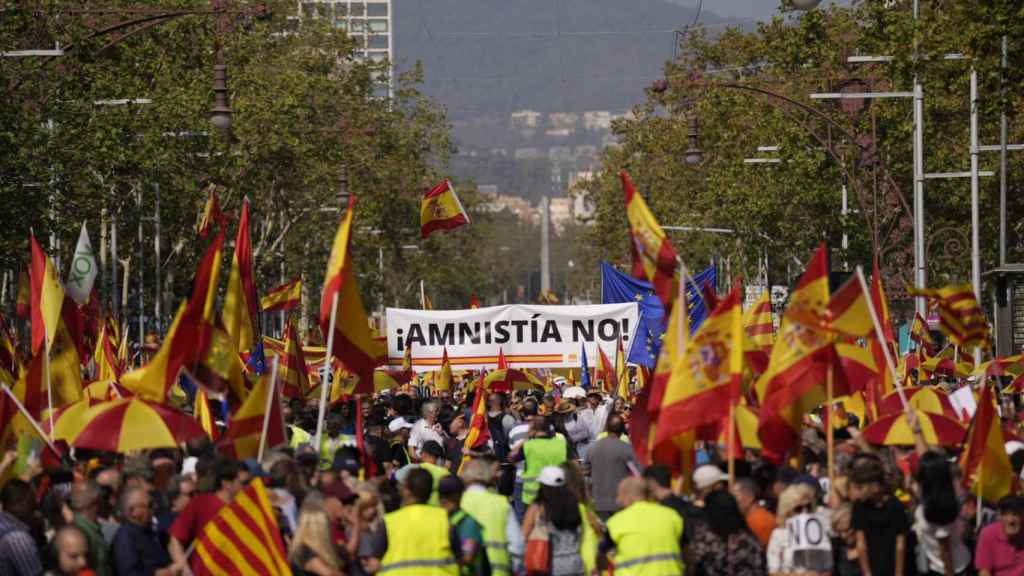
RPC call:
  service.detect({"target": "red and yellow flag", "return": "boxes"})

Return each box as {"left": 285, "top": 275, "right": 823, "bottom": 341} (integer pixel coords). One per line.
{"left": 621, "top": 171, "right": 678, "bottom": 312}
{"left": 29, "top": 235, "right": 64, "bottom": 353}
{"left": 614, "top": 338, "right": 629, "bottom": 398}
{"left": 223, "top": 199, "right": 260, "bottom": 353}
{"left": 435, "top": 347, "right": 453, "bottom": 392}
{"left": 655, "top": 284, "right": 744, "bottom": 445}
{"left": 867, "top": 261, "right": 896, "bottom": 420}
{"left": 218, "top": 370, "right": 285, "bottom": 460}
{"left": 319, "top": 195, "right": 385, "bottom": 390}
{"left": 196, "top": 185, "right": 225, "bottom": 238}
{"left": 192, "top": 479, "right": 290, "bottom": 576}
{"left": 960, "top": 384, "right": 1015, "bottom": 503}
{"left": 260, "top": 277, "right": 301, "bottom": 312}
{"left": 420, "top": 180, "right": 469, "bottom": 239}
{"left": 15, "top": 269, "right": 30, "bottom": 321}
{"left": 910, "top": 312, "right": 935, "bottom": 355}
{"left": 743, "top": 290, "right": 774, "bottom": 352}
{"left": 459, "top": 374, "right": 491, "bottom": 474}
{"left": 93, "top": 322, "right": 122, "bottom": 382}
{"left": 469, "top": 293, "right": 481, "bottom": 309}
{"left": 194, "top": 388, "right": 219, "bottom": 441}
{"left": 278, "top": 319, "right": 310, "bottom": 399}
{"left": 597, "top": 345, "right": 615, "bottom": 394}
{"left": 909, "top": 285, "right": 991, "bottom": 349}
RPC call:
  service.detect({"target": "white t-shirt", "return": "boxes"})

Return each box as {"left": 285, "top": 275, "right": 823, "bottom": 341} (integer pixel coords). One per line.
{"left": 408, "top": 418, "right": 444, "bottom": 456}
{"left": 913, "top": 505, "right": 971, "bottom": 574}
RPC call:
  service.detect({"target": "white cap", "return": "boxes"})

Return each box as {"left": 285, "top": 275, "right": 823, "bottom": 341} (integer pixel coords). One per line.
{"left": 538, "top": 466, "right": 566, "bottom": 488}
{"left": 388, "top": 417, "right": 414, "bottom": 433}
{"left": 693, "top": 465, "right": 728, "bottom": 491}
{"left": 1006, "top": 441, "right": 1024, "bottom": 455}
{"left": 181, "top": 456, "right": 198, "bottom": 477}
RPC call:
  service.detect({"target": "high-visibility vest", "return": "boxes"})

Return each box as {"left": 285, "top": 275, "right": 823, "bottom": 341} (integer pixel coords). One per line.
{"left": 521, "top": 435, "right": 567, "bottom": 505}
{"left": 606, "top": 501, "right": 684, "bottom": 576}
{"left": 381, "top": 504, "right": 458, "bottom": 576}
{"left": 319, "top": 434, "right": 356, "bottom": 470}
{"left": 420, "top": 462, "right": 451, "bottom": 506}
{"left": 461, "top": 488, "right": 511, "bottom": 576}
{"left": 288, "top": 425, "right": 311, "bottom": 450}
{"left": 579, "top": 503, "right": 599, "bottom": 576}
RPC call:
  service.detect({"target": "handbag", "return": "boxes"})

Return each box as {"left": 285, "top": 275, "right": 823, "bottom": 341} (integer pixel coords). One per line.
{"left": 525, "top": 511, "right": 551, "bottom": 575}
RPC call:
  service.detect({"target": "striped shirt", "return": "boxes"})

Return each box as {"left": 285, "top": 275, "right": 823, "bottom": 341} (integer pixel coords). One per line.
{"left": 0, "top": 511, "right": 41, "bottom": 576}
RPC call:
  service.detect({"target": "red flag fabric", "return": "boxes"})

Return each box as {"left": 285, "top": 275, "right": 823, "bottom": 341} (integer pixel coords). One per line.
{"left": 622, "top": 171, "right": 678, "bottom": 312}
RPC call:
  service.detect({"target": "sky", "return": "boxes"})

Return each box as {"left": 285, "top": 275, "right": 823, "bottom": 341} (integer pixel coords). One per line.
{"left": 669, "top": 0, "right": 853, "bottom": 20}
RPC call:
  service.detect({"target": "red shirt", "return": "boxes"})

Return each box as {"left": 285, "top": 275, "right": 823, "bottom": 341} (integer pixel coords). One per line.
{"left": 975, "top": 521, "right": 1024, "bottom": 576}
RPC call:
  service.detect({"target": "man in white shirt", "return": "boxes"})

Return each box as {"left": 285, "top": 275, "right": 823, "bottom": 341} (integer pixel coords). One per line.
{"left": 408, "top": 401, "right": 444, "bottom": 459}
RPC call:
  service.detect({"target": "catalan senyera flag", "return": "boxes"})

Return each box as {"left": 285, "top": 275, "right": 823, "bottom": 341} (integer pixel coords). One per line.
{"left": 960, "top": 384, "right": 1015, "bottom": 503}
{"left": 194, "top": 388, "right": 219, "bottom": 441}
{"left": 435, "top": 347, "right": 453, "bottom": 391}
{"left": 420, "top": 180, "right": 470, "bottom": 239}
{"left": 910, "top": 312, "right": 935, "bottom": 354}
{"left": 223, "top": 199, "right": 260, "bottom": 353}
{"left": 218, "top": 370, "right": 285, "bottom": 460}
{"left": 909, "top": 285, "right": 991, "bottom": 349}
{"left": 597, "top": 346, "right": 615, "bottom": 394}
{"left": 320, "top": 195, "right": 385, "bottom": 390}
{"left": 655, "top": 284, "right": 744, "bottom": 445}
{"left": 614, "top": 339, "right": 629, "bottom": 398}
{"left": 261, "top": 277, "right": 301, "bottom": 312}
{"left": 743, "top": 290, "right": 774, "bottom": 352}
{"left": 196, "top": 185, "right": 225, "bottom": 238}
{"left": 192, "top": 478, "right": 290, "bottom": 576}
{"left": 621, "top": 171, "right": 678, "bottom": 313}
{"left": 459, "top": 374, "right": 491, "bottom": 474}
{"left": 278, "top": 319, "right": 310, "bottom": 399}
{"left": 29, "top": 235, "right": 64, "bottom": 354}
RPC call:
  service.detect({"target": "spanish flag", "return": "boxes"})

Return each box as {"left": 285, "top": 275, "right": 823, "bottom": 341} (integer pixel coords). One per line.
{"left": 0, "top": 320, "right": 17, "bottom": 387}
{"left": 655, "top": 284, "right": 744, "bottom": 445}
{"left": 614, "top": 338, "right": 629, "bottom": 398}
{"left": 29, "top": 235, "right": 64, "bottom": 354}
{"left": 420, "top": 180, "right": 469, "bottom": 239}
{"left": 960, "top": 384, "right": 1015, "bottom": 503}
{"left": 93, "top": 322, "right": 122, "bottom": 382}
{"left": 261, "top": 277, "right": 301, "bottom": 312}
{"left": 743, "top": 290, "right": 774, "bottom": 352}
{"left": 320, "top": 195, "right": 385, "bottom": 390}
{"left": 15, "top": 269, "right": 29, "bottom": 321}
{"left": 459, "top": 374, "right": 491, "bottom": 474}
{"left": 621, "top": 171, "right": 678, "bottom": 312}
{"left": 192, "top": 479, "right": 290, "bottom": 576}
{"left": 435, "top": 347, "right": 453, "bottom": 391}
{"left": 910, "top": 312, "right": 935, "bottom": 354}
{"left": 909, "top": 284, "right": 991, "bottom": 350}
{"left": 223, "top": 199, "right": 260, "bottom": 353}
{"left": 218, "top": 370, "right": 285, "bottom": 460}
{"left": 597, "top": 346, "right": 615, "bottom": 394}
{"left": 867, "top": 261, "right": 896, "bottom": 420}
{"left": 196, "top": 185, "right": 224, "bottom": 238}
{"left": 469, "top": 293, "right": 481, "bottom": 309}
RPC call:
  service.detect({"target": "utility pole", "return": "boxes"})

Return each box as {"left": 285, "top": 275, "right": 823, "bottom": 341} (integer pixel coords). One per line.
{"left": 540, "top": 196, "right": 551, "bottom": 295}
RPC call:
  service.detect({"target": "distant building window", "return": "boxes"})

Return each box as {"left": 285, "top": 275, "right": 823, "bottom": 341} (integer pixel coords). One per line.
{"left": 367, "top": 19, "right": 388, "bottom": 32}
{"left": 301, "top": 2, "right": 317, "bottom": 17}
{"left": 335, "top": 3, "right": 348, "bottom": 16}
{"left": 368, "top": 52, "right": 388, "bottom": 62}
{"left": 334, "top": 19, "right": 348, "bottom": 31}
{"left": 367, "top": 2, "right": 389, "bottom": 16}
{"left": 315, "top": 3, "right": 333, "bottom": 18}
{"left": 349, "top": 20, "right": 366, "bottom": 32}
{"left": 368, "top": 34, "right": 388, "bottom": 49}
{"left": 349, "top": 2, "right": 365, "bottom": 16}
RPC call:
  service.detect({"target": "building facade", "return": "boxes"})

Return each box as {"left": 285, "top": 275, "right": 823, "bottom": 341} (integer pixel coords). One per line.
{"left": 299, "top": 1, "right": 392, "bottom": 97}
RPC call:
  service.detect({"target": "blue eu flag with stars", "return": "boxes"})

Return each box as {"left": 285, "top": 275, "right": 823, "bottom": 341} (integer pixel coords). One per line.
{"left": 601, "top": 261, "right": 716, "bottom": 368}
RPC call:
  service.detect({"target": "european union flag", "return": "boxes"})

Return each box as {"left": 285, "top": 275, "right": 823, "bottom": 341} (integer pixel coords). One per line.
{"left": 580, "top": 344, "right": 592, "bottom": 390}
{"left": 246, "top": 341, "right": 267, "bottom": 375}
{"left": 601, "top": 261, "right": 716, "bottom": 367}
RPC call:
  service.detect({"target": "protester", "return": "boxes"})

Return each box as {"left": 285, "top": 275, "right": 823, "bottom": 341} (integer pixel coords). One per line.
{"left": 913, "top": 451, "right": 971, "bottom": 576}
{"left": 439, "top": 476, "right": 488, "bottom": 575}
{"left": 975, "top": 495, "right": 1024, "bottom": 576}
{"left": 521, "top": 466, "right": 584, "bottom": 576}
{"left": 690, "top": 490, "right": 767, "bottom": 576}
{"left": 0, "top": 479, "right": 43, "bottom": 576}
{"left": 47, "top": 525, "right": 89, "bottom": 576}
{"left": 732, "top": 476, "right": 776, "bottom": 548}
{"left": 767, "top": 483, "right": 830, "bottom": 575}
{"left": 517, "top": 418, "right": 568, "bottom": 508}
{"left": 69, "top": 481, "right": 112, "bottom": 576}
{"left": 460, "top": 458, "right": 512, "bottom": 576}
{"left": 289, "top": 495, "right": 345, "bottom": 576}
{"left": 111, "top": 487, "right": 172, "bottom": 576}
{"left": 600, "top": 476, "right": 684, "bottom": 575}
{"left": 369, "top": 467, "right": 458, "bottom": 575}
{"left": 409, "top": 402, "right": 445, "bottom": 458}
{"left": 420, "top": 440, "right": 452, "bottom": 506}
{"left": 849, "top": 457, "right": 911, "bottom": 576}
{"left": 585, "top": 414, "right": 637, "bottom": 521}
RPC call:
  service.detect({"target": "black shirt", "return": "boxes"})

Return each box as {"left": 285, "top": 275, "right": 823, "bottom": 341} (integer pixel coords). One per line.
{"left": 852, "top": 495, "right": 910, "bottom": 576}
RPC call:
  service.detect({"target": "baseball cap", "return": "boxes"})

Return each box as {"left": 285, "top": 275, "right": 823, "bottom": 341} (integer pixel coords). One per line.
{"left": 1006, "top": 441, "right": 1024, "bottom": 455}
{"left": 538, "top": 466, "right": 565, "bottom": 488}
{"left": 693, "top": 465, "right": 728, "bottom": 491}
{"left": 388, "top": 417, "right": 414, "bottom": 433}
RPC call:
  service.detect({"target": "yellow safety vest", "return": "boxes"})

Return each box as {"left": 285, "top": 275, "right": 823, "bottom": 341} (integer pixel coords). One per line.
{"left": 579, "top": 504, "right": 599, "bottom": 576}
{"left": 521, "top": 435, "right": 567, "bottom": 505}
{"left": 420, "top": 462, "right": 450, "bottom": 507}
{"left": 381, "top": 504, "right": 458, "bottom": 576}
{"left": 606, "top": 501, "right": 684, "bottom": 576}
{"left": 289, "top": 425, "right": 311, "bottom": 450}
{"left": 461, "top": 488, "right": 511, "bottom": 576}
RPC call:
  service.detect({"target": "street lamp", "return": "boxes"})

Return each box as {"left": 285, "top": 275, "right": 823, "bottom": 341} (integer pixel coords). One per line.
{"left": 790, "top": 0, "right": 823, "bottom": 10}
{"left": 684, "top": 115, "right": 702, "bottom": 165}
{"left": 210, "top": 61, "right": 232, "bottom": 131}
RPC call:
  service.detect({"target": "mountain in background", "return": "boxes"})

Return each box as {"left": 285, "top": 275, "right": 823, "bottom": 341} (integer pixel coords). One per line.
{"left": 393, "top": 0, "right": 743, "bottom": 120}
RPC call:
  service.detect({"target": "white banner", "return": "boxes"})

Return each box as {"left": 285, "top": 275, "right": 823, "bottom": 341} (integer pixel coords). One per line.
{"left": 385, "top": 303, "right": 640, "bottom": 371}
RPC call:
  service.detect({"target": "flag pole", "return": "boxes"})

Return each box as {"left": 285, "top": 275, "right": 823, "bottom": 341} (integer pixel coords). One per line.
{"left": 1, "top": 385, "right": 60, "bottom": 456}
{"left": 854, "top": 267, "right": 909, "bottom": 411}
{"left": 420, "top": 280, "right": 426, "bottom": 309}
{"left": 257, "top": 355, "right": 280, "bottom": 462}
{"left": 826, "top": 364, "right": 835, "bottom": 488}
{"left": 314, "top": 292, "right": 339, "bottom": 449}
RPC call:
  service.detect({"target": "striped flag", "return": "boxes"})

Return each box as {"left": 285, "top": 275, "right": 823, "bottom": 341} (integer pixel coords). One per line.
{"left": 960, "top": 385, "right": 1015, "bottom": 503}
{"left": 597, "top": 346, "right": 615, "bottom": 394}
{"left": 218, "top": 370, "right": 285, "bottom": 460}
{"left": 15, "top": 269, "right": 30, "bottom": 321}
{"left": 469, "top": 293, "right": 481, "bottom": 309}
{"left": 196, "top": 186, "right": 225, "bottom": 238}
{"left": 261, "top": 278, "right": 301, "bottom": 313}
{"left": 319, "top": 195, "right": 385, "bottom": 390}
{"left": 868, "top": 261, "right": 896, "bottom": 419}
{"left": 194, "top": 388, "right": 219, "bottom": 441}
{"left": 743, "top": 289, "right": 773, "bottom": 352}
{"left": 910, "top": 312, "right": 936, "bottom": 354}
{"left": 192, "top": 478, "right": 291, "bottom": 576}
{"left": 909, "top": 285, "right": 991, "bottom": 349}
{"left": 278, "top": 319, "right": 310, "bottom": 399}
{"left": 458, "top": 374, "right": 490, "bottom": 474}
{"left": 435, "top": 347, "right": 453, "bottom": 391}
{"left": 420, "top": 180, "right": 470, "bottom": 239}
{"left": 29, "top": 234, "right": 65, "bottom": 353}
{"left": 614, "top": 339, "right": 629, "bottom": 398}
{"left": 621, "top": 171, "right": 678, "bottom": 313}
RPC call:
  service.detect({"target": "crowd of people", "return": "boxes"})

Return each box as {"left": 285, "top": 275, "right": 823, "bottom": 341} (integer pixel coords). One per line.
{"left": 2, "top": 384, "right": 1023, "bottom": 576}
